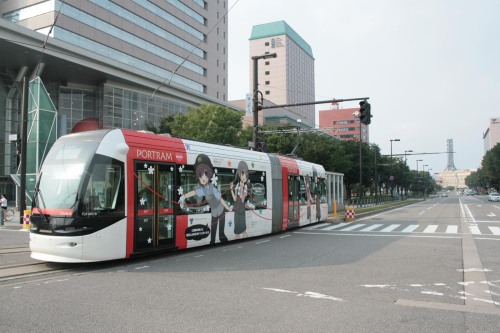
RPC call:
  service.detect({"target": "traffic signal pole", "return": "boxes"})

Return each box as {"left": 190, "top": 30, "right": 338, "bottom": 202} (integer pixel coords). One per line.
{"left": 259, "top": 97, "right": 369, "bottom": 110}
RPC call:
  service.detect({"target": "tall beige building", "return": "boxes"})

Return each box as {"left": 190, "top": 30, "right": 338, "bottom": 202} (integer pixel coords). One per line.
{"left": 483, "top": 117, "right": 500, "bottom": 153}
{"left": 249, "top": 21, "right": 315, "bottom": 128}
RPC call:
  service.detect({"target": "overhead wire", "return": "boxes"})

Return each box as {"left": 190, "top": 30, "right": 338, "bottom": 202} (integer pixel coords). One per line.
{"left": 151, "top": 0, "right": 243, "bottom": 99}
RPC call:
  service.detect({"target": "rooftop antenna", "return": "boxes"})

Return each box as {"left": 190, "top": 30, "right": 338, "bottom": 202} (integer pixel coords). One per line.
{"left": 444, "top": 139, "right": 457, "bottom": 171}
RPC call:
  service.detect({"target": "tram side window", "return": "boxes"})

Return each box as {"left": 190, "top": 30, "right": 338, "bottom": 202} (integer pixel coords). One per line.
{"left": 82, "top": 156, "right": 124, "bottom": 214}
{"left": 247, "top": 170, "right": 267, "bottom": 209}
{"left": 300, "top": 175, "right": 315, "bottom": 205}
{"left": 178, "top": 166, "right": 234, "bottom": 215}
{"left": 178, "top": 165, "right": 267, "bottom": 213}
{"left": 136, "top": 167, "right": 154, "bottom": 210}
{"left": 319, "top": 178, "right": 327, "bottom": 203}
{"left": 312, "top": 177, "right": 326, "bottom": 203}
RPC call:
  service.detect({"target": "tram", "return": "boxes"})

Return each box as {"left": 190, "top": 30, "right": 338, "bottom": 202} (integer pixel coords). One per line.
{"left": 29, "top": 129, "right": 327, "bottom": 262}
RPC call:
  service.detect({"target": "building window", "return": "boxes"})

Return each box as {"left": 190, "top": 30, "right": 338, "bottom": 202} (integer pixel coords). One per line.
{"left": 265, "top": 81, "right": 270, "bottom": 85}
{"left": 265, "top": 42, "right": 269, "bottom": 46}
{"left": 265, "top": 61, "right": 270, "bottom": 65}
{"left": 265, "top": 91, "right": 270, "bottom": 95}
{"left": 265, "top": 71, "right": 270, "bottom": 75}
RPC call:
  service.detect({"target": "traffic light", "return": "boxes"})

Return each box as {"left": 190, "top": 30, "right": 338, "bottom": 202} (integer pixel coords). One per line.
{"left": 359, "top": 100, "right": 372, "bottom": 125}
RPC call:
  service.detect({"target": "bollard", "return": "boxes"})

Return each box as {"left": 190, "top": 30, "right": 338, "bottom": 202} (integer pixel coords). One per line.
{"left": 334, "top": 200, "right": 337, "bottom": 217}
{"left": 23, "top": 209, "right": 31, "bottom": 229}
{"left": 344, "top": 205, "right": 356, "bottom": 222}
{"left": 0, "top": 207, "right": 3, "bottom": 225}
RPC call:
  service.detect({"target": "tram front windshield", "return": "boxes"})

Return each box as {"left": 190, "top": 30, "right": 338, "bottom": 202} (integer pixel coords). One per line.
{"left": 37, "top": 140, "right": 98, "bottom": 210}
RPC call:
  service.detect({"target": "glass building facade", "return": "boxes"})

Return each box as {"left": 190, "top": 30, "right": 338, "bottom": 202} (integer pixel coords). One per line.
{"left": 0, "top": 0, "right": 232, "bottom": 207}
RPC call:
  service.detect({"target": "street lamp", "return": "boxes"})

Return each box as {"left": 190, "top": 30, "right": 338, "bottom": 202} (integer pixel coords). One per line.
{"left": 390, "top": 139, "right": 400, "bottom": 199}
{"left": 416, "top": 159, "right": 423, "bottom": 197}
{"left": 423, "top": 165, "right": 429, "bottom": 198}
{"left": 404, "top": 150, "right": 413, "bottom": 163}
{"left": 252, "top": 53, "right": 277, "bottom": 150}
{"left": 403, "top": 150, "right": 413, "bottom": 196}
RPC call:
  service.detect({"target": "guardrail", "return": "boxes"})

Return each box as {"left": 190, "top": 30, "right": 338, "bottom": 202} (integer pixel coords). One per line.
{"left": 346, "top": 195, "right": 414, "bottom": 208}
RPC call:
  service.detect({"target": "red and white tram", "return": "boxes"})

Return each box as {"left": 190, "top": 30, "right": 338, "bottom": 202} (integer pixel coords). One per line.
{"left": 29, "top": 129, "right": 327, "bottom": 262}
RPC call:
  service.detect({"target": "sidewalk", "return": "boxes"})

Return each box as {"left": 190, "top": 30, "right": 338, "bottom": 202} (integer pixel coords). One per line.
{"left": 0, "top": 209, "right": 26, "bottom": 230}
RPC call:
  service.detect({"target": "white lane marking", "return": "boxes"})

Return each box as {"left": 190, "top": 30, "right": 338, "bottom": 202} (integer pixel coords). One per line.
{"left": 360, "top": 224, "right": 383, "bottom": 232}
{"left": 260, "top": 287, "right": 344, "bottom": 302}
{"left": 446, "top": 225, "right": 458, "bottom": 234}
{"left": 134, "top": 266, "right": 150, "bottom": 270}
{"left": 380, "top": 224, "right": 400, "bottom": 232}
{"left": 423, "top": 225, "right": 438, "bottom": 233}
{"left": 418, "top": 211, "right": 426, "bottom": 215}
{"left": 401, "top": 225, "right": 419, "bottom": 233}
{"left": 457, "top": 268, "right": 492, "bottom": 272}
{"left": 255, "top": 239, "right": 270, "bottom": 245}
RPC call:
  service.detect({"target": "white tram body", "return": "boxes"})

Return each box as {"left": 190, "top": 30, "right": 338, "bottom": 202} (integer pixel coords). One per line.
{"left": 29, "top": 129, "right": 327, "bottom": 262}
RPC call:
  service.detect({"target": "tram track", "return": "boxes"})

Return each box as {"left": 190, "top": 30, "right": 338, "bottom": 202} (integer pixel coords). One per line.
{"left": 0, "top": 247, "right": 92, "bottom": 286}
{"left": 0, "top": 250, "right": 150, "bottom": 287}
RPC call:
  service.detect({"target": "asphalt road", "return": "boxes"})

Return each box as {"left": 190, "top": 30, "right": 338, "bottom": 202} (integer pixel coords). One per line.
{"left": 1, "top": 194, "right": 499, "bottom": 332}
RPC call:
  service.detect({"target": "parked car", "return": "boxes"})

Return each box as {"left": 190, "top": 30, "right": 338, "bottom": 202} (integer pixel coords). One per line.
{"left": 488, "top": 192, "right": 500, "bottom": 202}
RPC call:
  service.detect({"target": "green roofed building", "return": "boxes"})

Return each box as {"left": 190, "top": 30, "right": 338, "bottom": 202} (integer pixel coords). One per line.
{"left": 249, "top": 21, "right": 315, "bottom": 128}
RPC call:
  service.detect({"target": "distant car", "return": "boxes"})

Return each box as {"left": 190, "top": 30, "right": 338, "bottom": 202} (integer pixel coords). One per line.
{"left": 440, "top": 191, "right": 448, "bottom": 197}
{"left": 488, "top": 192, "right": 500, "bottom": 202}
{"left": 465, "top": 189, "right": 474, "bottom": 196}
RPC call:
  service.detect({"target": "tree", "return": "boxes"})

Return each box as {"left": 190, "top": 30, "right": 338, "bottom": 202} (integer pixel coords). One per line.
{"left": 171, "top": 104, "right": 243, "bottom": 145}
{"left": 481, "top": 143, "right": 500, "bottom": 190}
{"left": 465, "top": 168, "right": 487, "bottom": 190}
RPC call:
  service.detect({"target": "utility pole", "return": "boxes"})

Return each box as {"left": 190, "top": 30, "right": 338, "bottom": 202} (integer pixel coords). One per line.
{"left": 19, "top": 76, "right": 29, "bottom": 224}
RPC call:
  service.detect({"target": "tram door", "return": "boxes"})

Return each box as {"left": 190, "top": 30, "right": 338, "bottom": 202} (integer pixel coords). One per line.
{"left": 135, "top": 162, "right": 176, "bottom": 250}
{"left": 288, "top": 175, "right": 300, "bottom": 228}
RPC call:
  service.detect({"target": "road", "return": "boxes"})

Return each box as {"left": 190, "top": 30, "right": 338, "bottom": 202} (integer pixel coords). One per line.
{"left": 1, "top": 194, "right": 499, "bottom": 332}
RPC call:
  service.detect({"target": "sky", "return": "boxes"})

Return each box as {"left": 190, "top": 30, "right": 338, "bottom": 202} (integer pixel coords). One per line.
{"left": 226, "top": 0, "right": 500, "bottom": 173}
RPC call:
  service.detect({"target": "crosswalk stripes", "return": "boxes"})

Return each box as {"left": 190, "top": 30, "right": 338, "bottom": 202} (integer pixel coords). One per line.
{"left": 380, "top": 224, "right": 400, "bottom": 232}
{"left": 401, "top": 225, "right": 418, "bottom": 233}
{"left": 469, "top": 226, "right": 481, "bottom": 234}
{"left": 303, "top": 222, "right": 500, "bottom": 236}
{"left": 322, "top": 222, "right": 350, "bottom": 231}
{"left": 446, "top": 225, "right": 458, "bottom": 234}
{"left": 489, "top": 226, "right": 500, "bottom": 235}
{"left": 360, "top": 224, "right": 383, "bottom": 231}
{"left": 342, "top": 224, "right": 366, "bottom": 231}
{"left": 423, "top": 225, "right": 438, "bottom": 233}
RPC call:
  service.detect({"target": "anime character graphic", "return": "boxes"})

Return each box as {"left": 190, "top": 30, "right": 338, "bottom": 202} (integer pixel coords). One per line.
{"left": 312, "top": 167, "right": 321, "bottom": 221}
{"left": 179, "top": 154, "right": 232, "bottom": 244}
{"left": 230, "top": 161, "right": 249, "bottom": 239}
